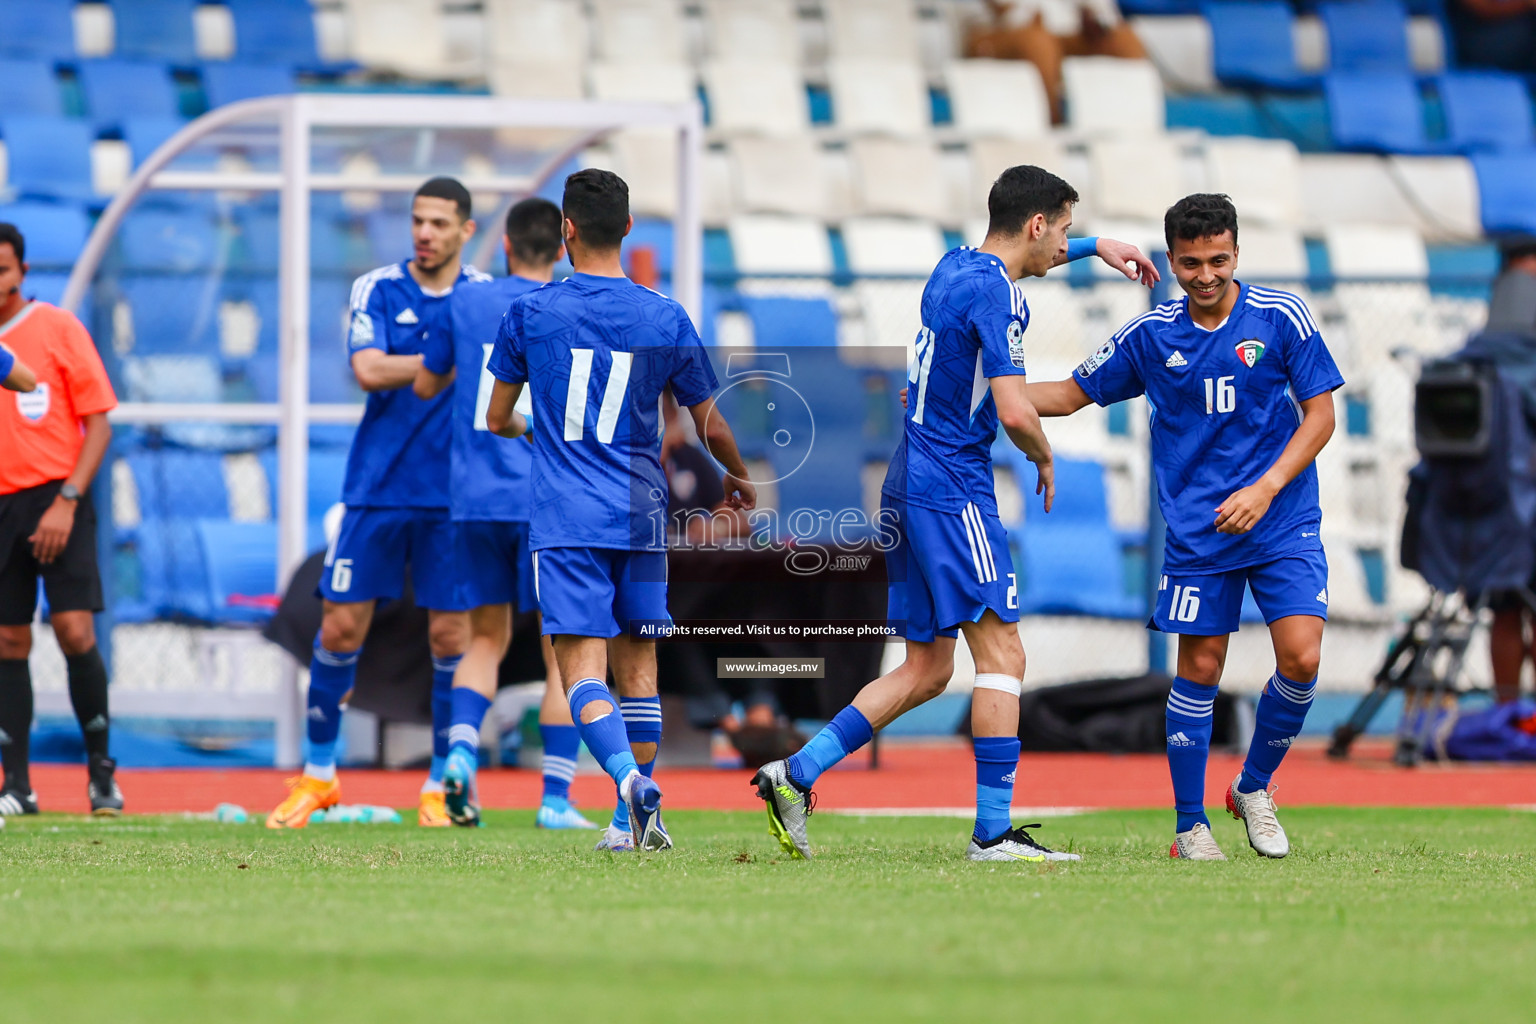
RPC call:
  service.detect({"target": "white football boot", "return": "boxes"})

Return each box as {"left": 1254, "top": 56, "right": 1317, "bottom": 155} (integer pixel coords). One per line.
{"left": 1226, "top": 773, "right": 1290, "bottom": 858}
{"left": 1169, "top": 822, "right": 1226, "bottom": 860}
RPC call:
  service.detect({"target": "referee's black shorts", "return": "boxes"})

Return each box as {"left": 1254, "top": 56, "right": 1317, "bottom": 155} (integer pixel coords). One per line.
{"left": 0, "top": 479, "right": 103, "bottom": 626}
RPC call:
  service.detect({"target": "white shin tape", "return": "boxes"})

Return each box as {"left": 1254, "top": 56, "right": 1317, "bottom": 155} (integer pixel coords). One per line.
{"left": 973, "top": 673, "right": 1023, "bottom": 697}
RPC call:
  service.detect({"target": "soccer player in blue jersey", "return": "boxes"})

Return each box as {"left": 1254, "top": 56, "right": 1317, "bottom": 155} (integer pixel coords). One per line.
{"left": 755, "top": 165, "right": 1158, "bottom": 862}
{"left": 1027, "top": 194, "right": 1343, "bottom": 860}
{"left": 412, "top": 197, "right": 599, "bottom": 833}
{"left": 483, "top": 169, "right": 756, "bottom": 852}
{"left": 268, "top": 178, "right": 491, "bottom": 829}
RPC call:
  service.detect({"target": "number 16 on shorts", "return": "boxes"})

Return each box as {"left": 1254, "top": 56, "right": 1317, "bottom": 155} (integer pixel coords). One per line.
{"left": 1157, "top": 574, "right": 1203, "bottom": 628}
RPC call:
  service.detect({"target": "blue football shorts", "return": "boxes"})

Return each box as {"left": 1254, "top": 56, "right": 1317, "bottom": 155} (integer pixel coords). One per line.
{"left": 533, "top": 546, "right": 671, "bottom": 639}
{"left": 319, "top": 506, "right": 461, "bottom": 610}
{"left": 882, "top": 494, "right": 1019, "bottom": 643}
{"left": 453, "top": 520, "right": 537, "bottom": 613}
{"left": 1152, "top": 547, "right": 1330, "bottom": 636}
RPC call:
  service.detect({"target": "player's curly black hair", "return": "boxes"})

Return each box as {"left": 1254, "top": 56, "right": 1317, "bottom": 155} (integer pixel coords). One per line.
{"left": 1164, "top": 193, "right": 1239, "bottom": 251}
{"left": 504, "top": 197, "right": 563, "bottom": 266}
{"left": 986, "top": 165, "right": 1079, "bottom": 237}
{"left": 563, "top": 168, "right": 630, "bottom": 250}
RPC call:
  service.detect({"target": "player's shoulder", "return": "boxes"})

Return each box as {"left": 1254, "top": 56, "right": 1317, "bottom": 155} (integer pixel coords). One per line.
{"left": 460, "top": 263, "right": 493, "bottom": 284}
{"left": 1112, "top": 297, "right": 1184, "bottom": 344}
{"left": 349, "top": 261, "right": 407, "bottom": 307}
{"left": 937, "top": 247, "right": 1023, "bottom": 315}
{"left": 1240, "top": 283, "right": 1319, "bottom": 340}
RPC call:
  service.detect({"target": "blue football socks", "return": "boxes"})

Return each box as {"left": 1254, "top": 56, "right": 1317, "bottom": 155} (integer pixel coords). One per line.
{"left": 973, "top": 735, "right": 1021, "bottom": 842}
{"left": 609, "top": 696, "right": 663, "bottom": 829}
{"left": 447, "top": 687, "right": 491, "bottom": 758}
{"left": 428, "top": 655, "right": 460, "bottom": 785}
{"left": 568, "top": 678, "right": 638, "bottom": 785}
{"left": 304, "top": 639, "right": 359, "bottom": 780}
{"left": 1165, "top": 675, "right": 1216, "bottom": 833}
{"left": 1240, "top": 672, "right": 1316, "bottom": 793}
{"left": 787, "top": 706, "right": 873, "bottom": 788}
{"left": 540, "top": 724, "right": 580, "bottom": 803}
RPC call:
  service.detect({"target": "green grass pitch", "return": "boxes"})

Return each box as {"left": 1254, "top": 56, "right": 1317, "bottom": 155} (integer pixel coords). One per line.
{"left": 1, "top": 807, "right": 1532, "bottom": 1023}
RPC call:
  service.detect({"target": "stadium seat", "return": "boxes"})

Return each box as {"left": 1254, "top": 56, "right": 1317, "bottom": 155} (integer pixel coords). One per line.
{"left": 484, "top": 0, "right": 587, "bottom": 97}
{"left": 741, "top": 295, "right": 839, "bottom": 349}
{"left": 1088, "top": 137, "right": 1182, "bottom": 222}
{"left": 944, "top": 60, "right": 1051, "bottom": 140}
{"left": 120, "top": 207, "right": 222, "bottom": 272}
{"left": 121, "top": 353, "right": 223, "bottom": 404}
{"left": 121, "top": 116, "right": 195, "bottom": 169}
{"left": 823, "top": 0, "right": 922, "bottom": 63}
{"left": 112, "top": 0, "right": 200, "bottom": 65}
{"left": 133, "top": 517, "right": 213, "bottom": 620}
{"left": 590, "top": 0, "right": 687, "bottom": 62}
{"left": 0, "top": 59, "right": 63, "bottom": 117}
{"left": 1387, "top": 156, "right": 1482, "bottom": 241}
{"left": 78, "top": 61, "right": 181, "bottom": 130}
{"left": 1061, "top": 58, "right": 1164, "bottom": 136}
{"left": 259, "top": 448, "right": 348, "bottom": 528}
{"left": 195, "top": 520, "right": 278, "bottom": 623}
{"left": 1128, "top": 15, "right": 1215, "bottom": 94}
{"left": 128, "top": 450, "right": 231, "bottom": 526}
{"left": 0, "top": 116, "right": 96, "bottom": 200}
{"left": 1471, "top": 152, "right": 1536, "bottom": 234}
{"left": 1203, "top": 2, "right": 1314, "bottom": 90}
{"left": 339, "top": 0, "right": 463, "bottom": 79}
{"left": 1437, "top": 73, "right": 1535, "bottom": 153}
{"left": 588, "top": 61, "right": 694, "bottom": 104}
{"left": 1326, "top": 223, "right": 1437, "bottom": 363}
{"left": 967, "top": 137, "right": 1070, "bottom": 219}
{"left": 624, "top": 218, "right": 676, "bottom": 275}
{"left": 1319, "top": 0, "right": 1411, "bottom": 73}
{"left": 730, "top": 136, "right": 830, "bottom": 219}
{"left": 1233, "top": 226, "right": 1309, "bottom": 283}
{"left": 727, "top": 215, "right": 834, "bottom": 275}
{"left": 702, "top": 0, "right": 799, "bottom": 62}
{"left": 853, "top": 280, "right": 925, "bottom": 351}
{"left": 201, "top": 62, "right": 298, "bottom": 107}
{"left": 1203, "top": 138, "right": 1303, "bottom": 229}
{"left": 602, "top": 133, "right": 677, "bottom": 220}
{"left": 827, "top": 59, "right": 930, "bottom": 138}
{"left": 1117, "top": 0, "right": 1201, "bottom": 11}
{"left": 841, "top": 218, "right": 946, "bottom": 276}
{"left": 24, "top": 273, "right": 70, "bottom": 305}
{"left": 848, "top": 138, "right": 949, "bottom": 222}
{"left": 0, "top": 0, "right": 76, "bottom": 61}
{"left": 1326, "top": 222, "right": 1429, "bottom": 279}
{"left": 1013, "top": 279, "right": 1087, "bottom": 360}
{"left": 702, "top": 60, "right": 807, "bottom": 135}
{"left": 119, "top": 276, "right": 223, "bottom": 354}
{"left": 0, "top": 202, "right": 89, "bottom": 268}
{"left": 227, "top": 0, "right": 323, "bottom": 66}
{"left": 1325, "top": 72, "right": 1426, "bottom": 153}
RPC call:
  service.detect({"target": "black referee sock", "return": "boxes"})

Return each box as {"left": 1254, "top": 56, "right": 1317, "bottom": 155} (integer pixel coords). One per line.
{"left": 66, "top": 647, "right": 111, "bottom": 761}
{"left": 0, "top": 659, "right": 33, "bottom": 791}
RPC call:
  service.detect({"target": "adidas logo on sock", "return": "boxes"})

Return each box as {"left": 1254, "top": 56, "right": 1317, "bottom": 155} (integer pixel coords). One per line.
{"left": 1269, "top": 736, "right": 1293, "bottom": 748}
{"left": 1001, "top": 770, "right": 1016, "bottom": 784}
{"left": 83, "top": 715, "right": 108, "bottom": 732}
{"left": 1165, "top": 350, "right": 1188, "bottom": 368}
{"left": 1167, "top": 731, "right": 1196, "bottom": 747}
{"left": 307, "top": 707, "right": 328, "bottom": 722}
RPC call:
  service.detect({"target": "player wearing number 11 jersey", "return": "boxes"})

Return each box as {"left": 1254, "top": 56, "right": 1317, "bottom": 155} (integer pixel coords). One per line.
{"left": 1028, "top": 194, "right": 1345, "bottom": 861}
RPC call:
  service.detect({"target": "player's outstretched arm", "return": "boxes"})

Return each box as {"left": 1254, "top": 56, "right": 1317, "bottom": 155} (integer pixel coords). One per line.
{"left": 1215, "top": 391, "right": 1337, "bottom": 535}
{"left": 992, "top": 375, "right": 1054, "bottom": 513}
{"left": 0, "top": 344, "right": 36, "bottom": 392}
{"left": 412, "top": 363, "right": 455, "bottom": 400}
{"left": 1051, "top": 238, "right": 1160, "bottom": 288}
{"left": 484, "top": 379, "right": 529, "bottom": 439}
{"left": 350, "top": 348, "right": 425, "bottom": 392}
{"left": 685, "top": 397, "right": 756, "bottom": 511}
{"left": 1025, "top": 378, "right": 1093, "bottom": 417}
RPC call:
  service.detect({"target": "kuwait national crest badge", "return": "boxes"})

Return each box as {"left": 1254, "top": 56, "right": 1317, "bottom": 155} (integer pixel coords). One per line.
{"left": 1235, "top": 339, "right": 1266, "bottom": 368}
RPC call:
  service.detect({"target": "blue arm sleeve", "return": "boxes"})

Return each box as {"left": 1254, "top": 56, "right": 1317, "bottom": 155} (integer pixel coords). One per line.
{"left": 1065, "top": 237, "right": 1100, "bottom": 262}
{"left": 0, "top": 344, "right": 14, "bottom": 384}
{"left": 486, "top": 309, "right": 527, "bottom": 384}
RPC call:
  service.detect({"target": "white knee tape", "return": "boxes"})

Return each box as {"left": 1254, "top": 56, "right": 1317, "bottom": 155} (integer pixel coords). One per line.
{"left": 973, "top": 673, "right": 1022, "bottom": 697}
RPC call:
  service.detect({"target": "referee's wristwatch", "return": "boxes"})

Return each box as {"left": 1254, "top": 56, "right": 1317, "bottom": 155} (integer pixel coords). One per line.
{"left": 58, "top": 483, "right": 81, "bottom": 503}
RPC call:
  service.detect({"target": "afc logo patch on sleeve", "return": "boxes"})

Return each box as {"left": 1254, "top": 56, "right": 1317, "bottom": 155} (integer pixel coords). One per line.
{"left": 348, "top": 311, "right": 375, "bottom": 349}
{"left": 1075, "top": 339, "right": 1116, "bottom": 378}
{"left": 1007, "top": 318, "right": 1026, "bottom": 368}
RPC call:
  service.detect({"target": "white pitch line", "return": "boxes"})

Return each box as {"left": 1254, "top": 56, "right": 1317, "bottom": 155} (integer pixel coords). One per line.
{"left": 827, "top": 806, "right": 1089, "bottom": 818}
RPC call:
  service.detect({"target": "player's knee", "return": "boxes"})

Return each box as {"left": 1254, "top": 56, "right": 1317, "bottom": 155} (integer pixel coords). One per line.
{"left": 1279, "top": 648, "right": 1321, "bottom": 682}
{"left": 428, "top": 617, "right": 468, "bottom": 659}
{"left": 319, "top": 613, "right": 366, "bottom": 652}
{"left": 0, "top": 626, "right": 32, "bottom": 660}
{"left": 1182, "top": 651, "right": 1224, "bottom": 686}
{"left": 51, "top": 615, "right": 95, "bottom": 656}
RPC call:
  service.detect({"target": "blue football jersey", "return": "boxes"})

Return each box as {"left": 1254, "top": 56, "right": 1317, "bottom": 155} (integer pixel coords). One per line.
{"left": 882, "top": 247, "right": 1030, "bottom": 514}
{"left": 422, "top": 275, "right": 542, "bottom": 522}
{"left": 486, "top": 274, "right": 719, "bottom": 552}
{"left": 1074, "top": 282, "right": 1345, "bottom": 573}
{"left": 341, "top": 261, "right": 491, "bottom": 509}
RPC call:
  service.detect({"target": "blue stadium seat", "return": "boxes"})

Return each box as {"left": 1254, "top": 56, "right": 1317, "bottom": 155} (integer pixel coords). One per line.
{"left": 122, "top": 116, "right": 200, "bottom": 169}
{"left": 119, "top": 276, "right": 221, "bottom": 353}
{"left": 77, "top": 60, "right": 180, "bottom": 130}
{"left": 119, "top": 207, "right": 222, "bottom": 272}
{"left": 1438, "top": 73, "right": 1534, "bottom": 152}
{"left": 201, "top": 62, "right": 298, "bottom": 108}
{"left": 258, "top": 448, "right": 348, "bottom": 523}
{"left": 0, "top": 0, "right": 77, "bottom": 61}
{"left": 0, "top": 202, "right": 89, "bottom": 268}
{"left": 111, "top": 0, "right": 199, "bottom": 65}
{"left": 625, "top": 219, "right": 675, "bottom": 276}
{"left": 128, "top": 449, "right": 231, "bottom": 521}
{"left": 0, "top": 116, "right": 95, "bottom": 200}
{"left": 133, "top": 518, "right": 212, "bottom": 620}
{"left": 1116, "top": 0, "right": 1202, "bottom": 11}
{"left": 23, "top": 273, "right": 70, "bottom": 305}
{"left": 120, "top": 353, "right": 222, "bottom": 403}
{"left": 1325, "top": 72, "right": 1426, "bottom": 152}
{"left": 196, "top": 519, "right": 278, "bottom": 623}
{"left": 227, "top": 0, "right": 322, "bottom": 66}
{"left": 0, "top": 58, "right": 63, "bottom": 116}
{"left": 740, "top": 296, "right": 839, "bottom": 349}
{"left": 1204, "top": 3, "right": 1315, "bottom": 91}
{"left": 1471, "top": 153, "right": 1536, "bottom": 233}
{"left": 235, "top": 206, "right": 353, "bottom": 272}
{"left": 1319, "top": 1, "right": 1411, "bottom": 73}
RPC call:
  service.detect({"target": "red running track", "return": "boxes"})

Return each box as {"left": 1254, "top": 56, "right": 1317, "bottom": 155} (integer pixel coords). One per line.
{"left": 23, "top": 740, "right": 1536, "bottom": 817}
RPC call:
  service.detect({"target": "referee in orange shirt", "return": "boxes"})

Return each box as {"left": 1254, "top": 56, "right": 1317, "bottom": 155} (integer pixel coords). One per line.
{"left": 0, "top": 222, "right": 123, "bottom": 816}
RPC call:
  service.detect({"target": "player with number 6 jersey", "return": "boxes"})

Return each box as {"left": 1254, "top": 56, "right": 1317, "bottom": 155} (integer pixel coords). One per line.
{"left": 754, "top": 165, "right": 1160, "bottom": 864}
{"left": 1028, "top": 194, "right": 1344, "bottom": 862}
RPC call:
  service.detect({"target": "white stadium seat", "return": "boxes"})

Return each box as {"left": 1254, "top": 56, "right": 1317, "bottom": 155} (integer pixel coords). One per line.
{"left": 1385, "top": 156, "right": 1482, "bottom": 243}
{"left": 1128, "top": 15, "right": 1216, "bottom": 94}
{"left": 966, "top": 137, "right": 1071, "bottom": 219}
{"left": 703, "top": 59, "right": 808, "bottom": 135}
{"left": 607, "top": 133, "right": 678, "bottom": 218}
{"left": 589, "top": 0, "right": 686, "bottom": 63}
{"left": 1062, "top": 57, "right": 1165, "bottom": 136}
{"left": 1204, "top": 138, "right": 1302, "bottom": 229}
{"left": 730, "top": 135, "right": 830, "bottom": 219}
{"left": 827, "top": 58, "right": 931, "bottom": 138}
{"left": 1326, "top": 224, "right": 1440, "bottom": 364}
{"left": 855, "top": 280, "right": 926, "bottom": 350}
{"left": 483, "top": 0, "right": 587, "bottom": 98}
{"left": 1234, "top": 226, "right": 1309, "bottom": 284}
{"left": 703, "top": 0, "right": 800, "bottom": 62}
{"left": 823, "top": 0, "right": 922, "bottom": 63}
{"left": 1015, "top": 278, "right": 1087, "bottom": 361}
{"left": 944, "top": 60, "right": 1051, "bottom": 140}
{"left": 1089, "top": 136, "right": 1183, "bottom": 222}
{"left": 728, "top": 214, "right": 834, "bottom": 275}
{"left": 588, "top": 61, "right": 695, "bottom": 103}
{"left": 342, "top": 0, "right": 466, "bottom": 79}
{"left": 848, "top": 138, "right": 950, "bottom": 222}
{"left": 1086, "top": 219, "right": 1166, "bottom": 279}
{"left": 1326, "top": 224, "right": 1429, "bottom": 278}
{"left": 841, "top": 217, "right": 947, "bottom": 276}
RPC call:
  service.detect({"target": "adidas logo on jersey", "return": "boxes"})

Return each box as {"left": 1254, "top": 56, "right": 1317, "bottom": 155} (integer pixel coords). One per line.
{"left": 1167, "top": 731, "right": 1196, "bottom": 747}
{"left": 395, "top": 308, "right": 419, "bottom": 324}
{"left": 1165, "top": 350, "right": 1187, "bottom": 368}
{"left": 1316, "top": 589, "right": 1329, "bottom": 604}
